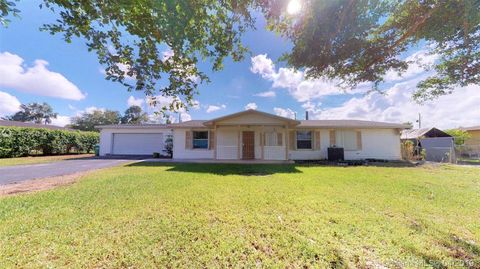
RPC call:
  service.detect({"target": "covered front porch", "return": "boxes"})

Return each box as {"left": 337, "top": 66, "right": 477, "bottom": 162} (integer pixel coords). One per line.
{"left": 203, "top": 110, "right": 301, "bottom": 161}
{"left": 214, "top": 125, "right": 290, "bottom": 161}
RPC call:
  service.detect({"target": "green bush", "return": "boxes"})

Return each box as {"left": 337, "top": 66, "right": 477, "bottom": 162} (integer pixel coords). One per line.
{"left": 0, "top": 127, "right": 99, "bottom": 158}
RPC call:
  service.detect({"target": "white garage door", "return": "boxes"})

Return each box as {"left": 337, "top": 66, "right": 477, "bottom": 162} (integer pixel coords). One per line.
{"left": 112, "top": 133, "right": 164, "bottom": 155}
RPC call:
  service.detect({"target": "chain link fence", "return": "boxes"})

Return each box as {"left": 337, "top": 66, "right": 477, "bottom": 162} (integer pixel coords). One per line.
{"left": 455, "top": 144, "right": 480, "bottom": 164}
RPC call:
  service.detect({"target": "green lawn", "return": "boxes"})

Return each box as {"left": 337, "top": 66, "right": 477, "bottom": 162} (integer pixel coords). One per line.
{"left": 0, "top": 154, "right": 94, "bottom": 167}
{"left": 0, "top": 163, "right": 479, "bottom": 268}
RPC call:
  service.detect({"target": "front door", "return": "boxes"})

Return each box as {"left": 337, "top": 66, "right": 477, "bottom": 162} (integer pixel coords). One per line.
{"left": 242, "top": 131, "right": 255, "bottom": 159}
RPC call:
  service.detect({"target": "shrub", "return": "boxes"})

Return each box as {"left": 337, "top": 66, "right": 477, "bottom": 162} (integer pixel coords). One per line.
{"left": 0, "top": 127, "right": 99, "bottom": 158}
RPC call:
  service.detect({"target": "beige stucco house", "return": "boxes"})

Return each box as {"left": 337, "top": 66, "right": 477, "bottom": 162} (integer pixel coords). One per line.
{"left": 97, "top": 110, "right": 409, "bottom": 161}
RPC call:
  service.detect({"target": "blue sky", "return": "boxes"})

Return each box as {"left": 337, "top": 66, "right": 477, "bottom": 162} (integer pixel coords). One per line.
{"left": 1, "top": 1, "right": 479, "bottom": 128}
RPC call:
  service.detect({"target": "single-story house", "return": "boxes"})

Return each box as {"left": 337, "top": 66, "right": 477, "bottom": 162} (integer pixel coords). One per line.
{"left": 459, "top": 125, "right": 480, "bottom": 147}
{"left": 97, "top": 110, "right": 409, "bottom": 161}
{"left": 401, "top": 127, "right": 455, "bottom": 162}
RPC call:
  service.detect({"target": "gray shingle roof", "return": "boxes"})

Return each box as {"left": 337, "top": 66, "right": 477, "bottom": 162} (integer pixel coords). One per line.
{"left": 298, "top": 120, "right": 409, "bottom": 129}
{"left": 459, "top": 125, "right": 480, "bottom": 131}
{"left": 97, "top": 119, "right": 408, "bottom": 129}
{"left": 0, "top": 120, "right": 72, "bottom": 130}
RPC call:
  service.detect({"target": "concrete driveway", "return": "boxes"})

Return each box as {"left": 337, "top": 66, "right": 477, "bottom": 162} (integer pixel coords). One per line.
{"left": 0, "top": 158, "right": 135, "bottom": 185}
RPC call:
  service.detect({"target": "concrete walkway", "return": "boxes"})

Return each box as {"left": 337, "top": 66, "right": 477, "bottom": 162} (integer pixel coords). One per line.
{"left": 0, "top": 158, "right": 133, "bottom": 185}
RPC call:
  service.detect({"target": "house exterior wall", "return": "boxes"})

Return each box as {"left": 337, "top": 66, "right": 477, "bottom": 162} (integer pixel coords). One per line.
{"left": 100, "top": 127, "right": 402, "bottom": 160}
{"left": 172, "top": 129, "right": 214, "bottom": 159}
{"left": 99, "top": 128, "right": 171, "bottom": 156}
{"left": 465, "top": 130, "right": 480, "bottom": 146}
{"left": 216, "top": 127, "right": 239, "bottom": 159}
{"left": 344, "top": 129, "right": 401, "bottom": 160}
{"left": 289, "top": 128, "right": 401, "bottom": 160}
{"left": 288, "top": 129, "right": 330, "bottom": 160}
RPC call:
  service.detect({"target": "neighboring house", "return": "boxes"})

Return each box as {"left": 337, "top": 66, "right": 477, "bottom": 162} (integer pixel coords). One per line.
{"left": 401, "top": 127, "right": 455, "bottom": 162}
{"left": 459, "top": 125, "right": 480, "bottom": 157}
{"left": 0, "top": 120, "right": 71, "bottom": 130}
{"left": 459, "top": 125, "right": 480, "bottom": 146}
{"left": 97, "top": 110, "right": 408, "bottom": 161}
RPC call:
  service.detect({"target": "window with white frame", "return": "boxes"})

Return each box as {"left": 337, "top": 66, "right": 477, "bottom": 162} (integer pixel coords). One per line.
{"left": 192, "top": 131, "right": 209, "bottom": 149}
{"left": 296, "top": 131, "right": 312, "bottom": 149}
{"left": 336, "top": 130, "right": 358, "bottom": 150}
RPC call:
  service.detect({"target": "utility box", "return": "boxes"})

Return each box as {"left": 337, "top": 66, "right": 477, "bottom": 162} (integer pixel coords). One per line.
{"left": 328, "top": 147, "right": 344, "bottom": 162}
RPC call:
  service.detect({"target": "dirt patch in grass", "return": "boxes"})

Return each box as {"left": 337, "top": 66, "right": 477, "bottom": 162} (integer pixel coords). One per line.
{"left": 0, "top": 171, "right": 89, "bottom": 197}
{"left": 0, "top": 154, "right": 95, "bottom": 167}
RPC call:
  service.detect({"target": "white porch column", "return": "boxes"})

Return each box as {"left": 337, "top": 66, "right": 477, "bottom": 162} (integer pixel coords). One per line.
{"left": 285, "top": 125, "right": 289, "bottom": 160}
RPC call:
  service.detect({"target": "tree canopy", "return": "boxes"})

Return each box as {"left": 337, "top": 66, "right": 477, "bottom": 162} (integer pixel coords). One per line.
{"left": 70, "top": 109, "right": 121, "bottom": 132}
{"left": 445, "top": 129, "right": 471, "bottom": 145}
{"left": 121, "top": 105, "right": 149, "bottom": 124}
{"left": 260, "top": 0, "right": 480, "bottom": 102}
{"left": 1, "top": 0, "right": 254, "bottom": 112}
{"left": 3, "top": 102, "right": 58, "bottom": 124}
{"left": 1, "top": 0, "right": 479, "bottom": 108}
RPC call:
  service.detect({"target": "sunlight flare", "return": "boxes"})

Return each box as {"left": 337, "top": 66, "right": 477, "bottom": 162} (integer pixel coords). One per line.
{"left": 287, "top": 0, "right": 302, "bottom": 15}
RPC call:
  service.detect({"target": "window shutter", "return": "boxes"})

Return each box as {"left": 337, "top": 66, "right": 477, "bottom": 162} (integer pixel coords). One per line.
{"left": 356, "top": 131, "right": 362, "bottom": 150}
{"left": 329, "top": 130, "right": 336, "bottom": 146}
{"left": 185, "top": 131, "right": 192, "bottom": 149}
{"left": 209, "top": 130, "right": 215, "bottom": 150}
{"left": 277, "top": 133, "right": 283, "bottom": 146}
{"left": 289, "top": 131, "right": 295, "bottom": 150}
{"left": 314, "top": 131, "right": 321, "bottom": 150}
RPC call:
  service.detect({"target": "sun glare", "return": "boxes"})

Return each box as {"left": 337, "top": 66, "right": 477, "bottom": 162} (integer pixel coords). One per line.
{"left": 287, "top": 0, "right": 302, "bottom": 15}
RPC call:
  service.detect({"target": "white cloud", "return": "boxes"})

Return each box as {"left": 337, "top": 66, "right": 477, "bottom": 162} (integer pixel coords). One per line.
{"left": 51, "top": 115, "right": 71, "bottom": 127}
{"left": 99, "top": 63, "right": 136, "bottom": 81}
{"left": 180, "top": 112, "right": 192, "bottom": 122}
{"left": 384, "top": 50, "right": 439, "bottom": 82}
{"left": 311, "top": 78, "right": 480, "bottom": 129}
{"left": 251, "top": 52, "right": 479, "bottom": 129}
{"left": 162, "top": 49, "right": 175, "bottom": 62}
{"left": 250, "top": 54, "right": 276, "bottom": 79}
{"left": 206, "top": 104, "right": 226, "bottom": 113}
{"left": 244, "top": 103, "right": 258, "bottom": 110}
{"left": 0, "top": 52, "right": 85, "bottom": 100}
{"left": 127, "top": 96, "right": 144, "bottom": 107}
{"left": 191, "top": 100, "right": 201, "bottom": 110}
{"left": 144, "top": 94, "right": 196, "bottom": 123}
{"left": 254, "top": 91, "right": 276, "bottom": 98}
{"left": 0, "top": 91, "right": 21, "bottom": 117}
{"left": 273, "top": 107, "right": 296, "bottom": 119}
{"left": 250, "top": 54, "right": 350, "bottom": 103}
{"left": 81, "top": 106, "right": 105, "bottom": 115}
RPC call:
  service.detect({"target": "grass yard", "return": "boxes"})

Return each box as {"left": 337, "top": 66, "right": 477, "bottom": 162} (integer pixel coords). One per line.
{"left": 0, "top": 154, "right": 94, "bottom": 167}
{"left": 0, "top": 163, "right": 479, "bottom": 268}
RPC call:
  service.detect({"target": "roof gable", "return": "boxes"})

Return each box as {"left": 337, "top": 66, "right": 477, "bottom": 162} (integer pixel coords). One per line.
{"left": 401, "top": 127, "right": 451, "bottom": 139}
{"left": 203, "top": 110, "right": 300, "bottom": 126}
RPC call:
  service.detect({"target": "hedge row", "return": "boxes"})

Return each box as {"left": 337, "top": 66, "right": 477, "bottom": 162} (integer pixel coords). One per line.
{"left": 0, "top": 127, "right": 99, "bottom": 158}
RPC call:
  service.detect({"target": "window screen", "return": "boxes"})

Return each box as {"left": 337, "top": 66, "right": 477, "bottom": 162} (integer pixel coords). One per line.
{"left": 193, "top": 131, "right": 209, "bottom": 149}
{"left": 296, "top": 131, "right": 312, "bottom": 149}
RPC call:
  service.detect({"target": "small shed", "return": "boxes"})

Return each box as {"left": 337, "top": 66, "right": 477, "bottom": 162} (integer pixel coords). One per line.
{"left": 401, "top": 127, "right": 455, "bottom": 162}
